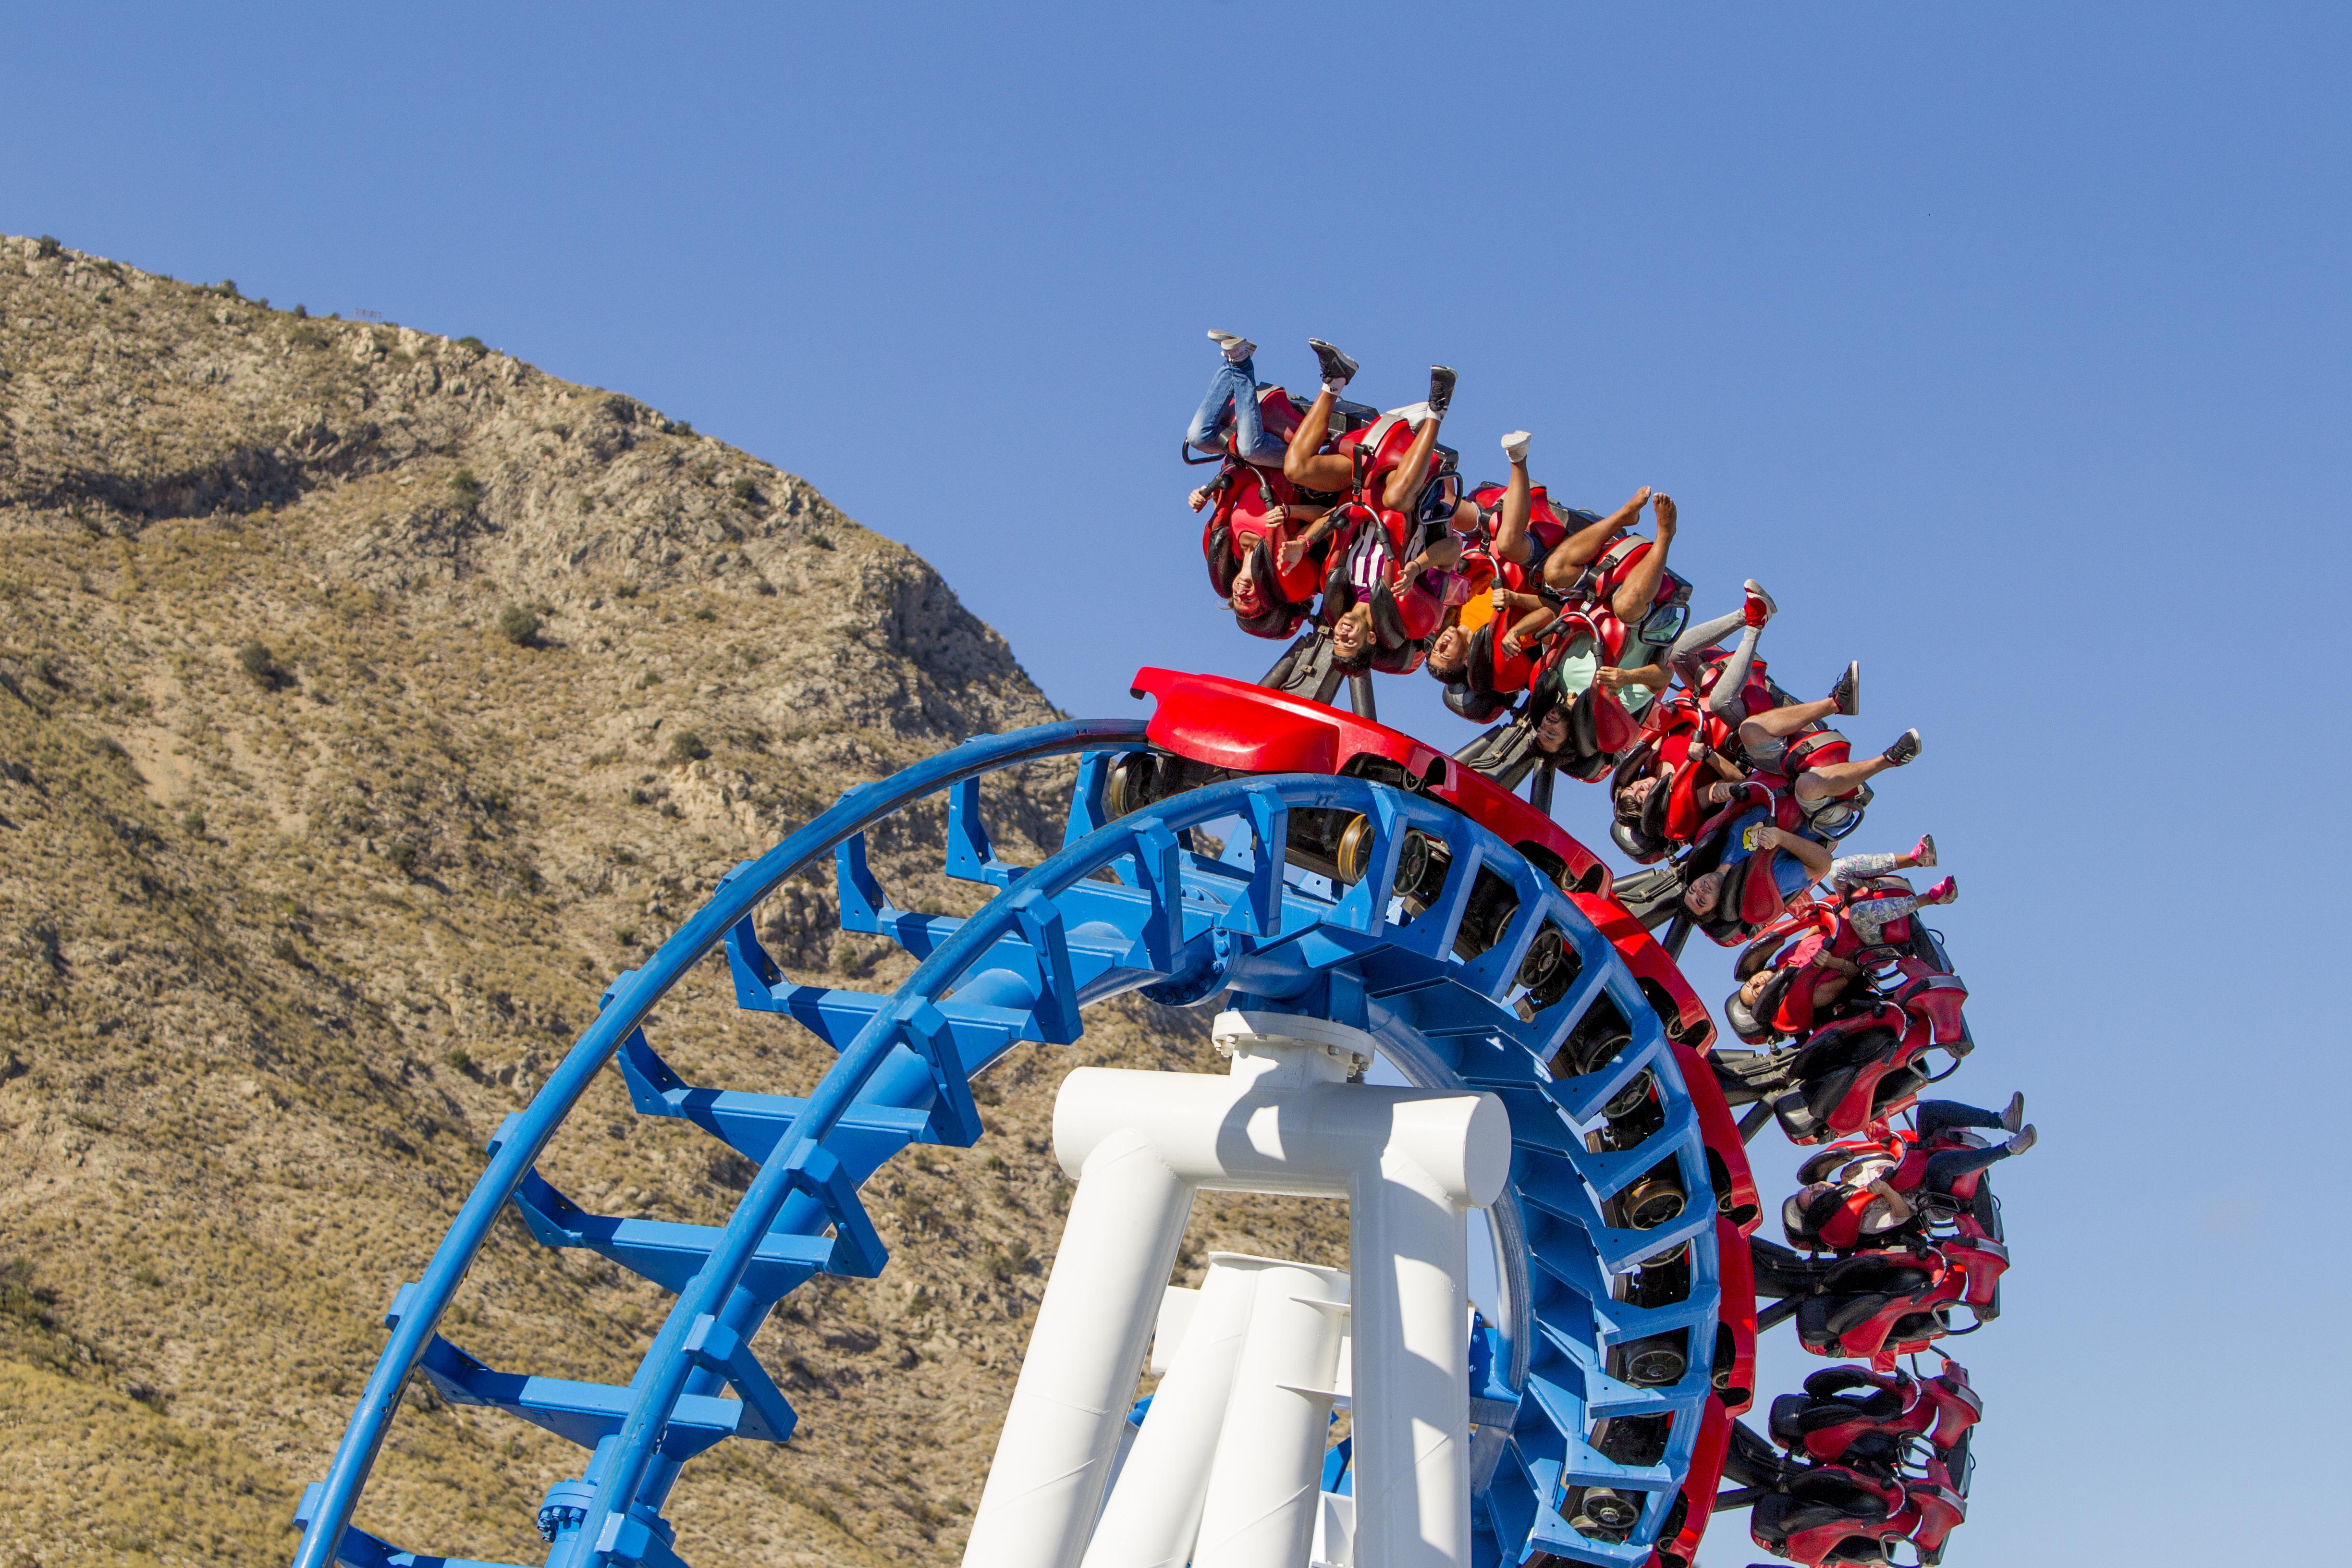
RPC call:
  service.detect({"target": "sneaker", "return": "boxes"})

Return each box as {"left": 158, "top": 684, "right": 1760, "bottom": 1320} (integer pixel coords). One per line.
{"left": 1923, "top": 874, "right": 1956, "bottom": 904}
{"left": 1501, "top": 429, "right": 1531, "bottom": 463}
{"left": 1911, "top": 832, "right": 1936, "bottom": 868}
{"left": 1309, "top": 338, "right": 1358, "bottom": 387}
{"left": 2001, "top": 1091, "right": 2025, "bottom": 1133}
{"left": 1742, "top": 579, "right": 1776, "bottom": 629}
{"left": 1829, "top": 660, "right": 1860, "bottom": 716}
{"left": 1428, "top": 365, "right": 1457, "bottom": 417}
{"left": 1207, "top": 328, "right": 1242, "bottom": 349}
{"left": 2004, "top": 1124, "right": 2037, "bottom": 1157}
{"left": 1882, "top": 728, "right": 1922, "bottom": 766}
{"left": 1208, "top": 329, "right": 1256, "bottom": 365}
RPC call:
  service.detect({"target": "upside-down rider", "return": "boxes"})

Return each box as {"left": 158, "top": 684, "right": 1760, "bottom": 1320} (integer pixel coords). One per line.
{"left": 1448, "top": 490, "right": 1697, "bottom": 786}
{"left": 1661, "top": 775, "right": 1936, "bottom": 953}
{"left": 1187, "top": 332, "right": 1341, "bottom": 640}
{"left": 1782, "top": 1096, "right": 2036, "bottom": 1253}
{"left": 1725, "top": 833, "right": 1954, "bottom": 1036}
{"left": 1260, "top": 340, "right": 1465, "bottom": 680}
{"left": 1270, "top": 339, "right": 1456, "bottom": 570}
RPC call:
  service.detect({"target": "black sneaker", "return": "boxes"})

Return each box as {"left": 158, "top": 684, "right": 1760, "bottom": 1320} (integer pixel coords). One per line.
{"left": 1829, "top": 660, "right": 1860, "bottom": 717}
{"left": 1428, "top": 365, "right": 1457, "bottom": 417}
{"left": 1308, "top": 338, "right": 1358, "bottom": 385}
{"left": 1881, "top": 727, "right": 1922, "bottom": 766}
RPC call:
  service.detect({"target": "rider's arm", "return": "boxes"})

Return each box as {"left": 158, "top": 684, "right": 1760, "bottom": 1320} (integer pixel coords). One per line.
{"left": 1276, "top": 506, "right": 1344, "bottom": 569}
{"left": 1502, "top": 604, "right": 1557, "bottom": 651}
{"left": 1598, "top": 661, "right": 1667, "bottom": 693}
{"left": 1754, "top": 823, "right": 1836, "bottom": 882}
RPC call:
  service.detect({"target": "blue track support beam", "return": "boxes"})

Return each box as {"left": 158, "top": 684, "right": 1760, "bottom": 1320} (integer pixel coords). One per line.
{"left": 287, "top": 719, "right": 1151, "bottom": 1568}
{"left": 292, "top": 716, "right": 1724, "bottom": 1568}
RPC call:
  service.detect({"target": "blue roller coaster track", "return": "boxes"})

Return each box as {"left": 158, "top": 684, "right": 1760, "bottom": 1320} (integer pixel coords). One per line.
{"left": 291, "top": 697, "right": 1727, "bottom": 1568}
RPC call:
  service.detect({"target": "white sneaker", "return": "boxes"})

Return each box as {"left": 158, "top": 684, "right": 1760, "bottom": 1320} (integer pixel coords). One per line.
{"left": 2005, "top": 1125, "right": 2037, "bottom": 1156}
{"left": 1207, "top": 330, "right": 1255, "bottom": 364}
{"left": 1501, "top": 430, "right": 1531, "bottom": 463}
{"left": 2001, "top": 1092, "right": 2025, "bottom": 1133}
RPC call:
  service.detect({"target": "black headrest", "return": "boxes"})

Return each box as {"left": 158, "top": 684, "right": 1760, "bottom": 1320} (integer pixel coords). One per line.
{"left": 1233, "top": 600, "right": 1303, "bottom": 639}
{"left": 1611, "top": 819, "right": 1668, "bottom": 864}
{"left": 1205, "top": 520, "right": 1238, "bottom": 596}
{"left": 1447, "top": 682, "right": 1515, "bottom": 724}
{"left": 1724, "top": 989, "right": 1771, "bottom": 1045}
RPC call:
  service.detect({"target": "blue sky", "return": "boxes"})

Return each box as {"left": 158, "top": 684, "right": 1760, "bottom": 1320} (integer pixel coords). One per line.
{"left": 10, "top": 4, "right": 2349, "bottom": 1561}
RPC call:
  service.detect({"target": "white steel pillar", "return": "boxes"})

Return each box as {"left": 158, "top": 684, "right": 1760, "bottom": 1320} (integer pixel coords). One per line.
{"left": 1193, "top": 1259, "right": 1349, "bottom": 1568}
{"left": 962, "top": 1127, "right": 1194, "bottom": 1568}
{"left": 1081, "top": 1256, "right": 1261, "bottom": 1568}
{"left": 964, "top": 1011, "right": 1506, "bottom": 1568}
{"left": 1349, "top": 1133, "right": 1476, "bottom": 1568}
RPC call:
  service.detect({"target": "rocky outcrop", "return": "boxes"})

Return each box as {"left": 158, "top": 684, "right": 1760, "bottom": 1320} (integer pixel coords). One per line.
{"left": 0, "top": 236, "right": 1344, "bottom": 1567}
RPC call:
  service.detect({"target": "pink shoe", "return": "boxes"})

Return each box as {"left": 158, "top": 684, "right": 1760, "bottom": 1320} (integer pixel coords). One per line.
{"left": 1742, "top": 579, "right": 1776, "bottom": 628}
{"left": 1911, "top": 833, "right": 1936, "bottom": 868}
{"left": 1923, "top": 875, "right": 1957, "bottom": 905}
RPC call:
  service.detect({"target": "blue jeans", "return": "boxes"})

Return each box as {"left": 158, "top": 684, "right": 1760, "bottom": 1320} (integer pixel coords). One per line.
{"left": 1185, "top": 358, "right": 1286, "bottom": 466}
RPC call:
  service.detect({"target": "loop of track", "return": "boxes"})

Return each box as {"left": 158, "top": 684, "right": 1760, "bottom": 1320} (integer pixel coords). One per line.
{"left": 293, "top": 713, "right": 1726, "bottom": 1568}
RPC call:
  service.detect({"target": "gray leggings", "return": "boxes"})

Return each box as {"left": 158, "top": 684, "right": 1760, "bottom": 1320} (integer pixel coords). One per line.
{"left": 1669, "top": 606, "right": 1762, "bottom": 719}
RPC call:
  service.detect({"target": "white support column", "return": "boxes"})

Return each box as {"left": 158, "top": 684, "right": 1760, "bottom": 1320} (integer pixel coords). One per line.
{"left": 1349, "top": 1138, "right": 1475, "bottom": 1568}
{"left": 1193, "top": 1260, "right": 1349, "bottom": 1568}
{"left": 1082, "top": 1256, "right": 1262, "bottom": 1568}
{"left": 968, "top": 1012, "right": 1507, "bottom": 1568}
{"left": 963, "top": 1127, "right": 1195, "bottom": 1568}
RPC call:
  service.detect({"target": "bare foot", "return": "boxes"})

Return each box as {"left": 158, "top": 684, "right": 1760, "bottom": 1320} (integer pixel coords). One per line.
{"left": 1652, "top": 493, "right": 1677, "bottom": 538}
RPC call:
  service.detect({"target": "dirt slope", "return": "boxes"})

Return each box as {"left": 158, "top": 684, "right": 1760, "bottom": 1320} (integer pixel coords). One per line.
{"left": 0, "top": 235, "right": 1343, "bottom": 1568}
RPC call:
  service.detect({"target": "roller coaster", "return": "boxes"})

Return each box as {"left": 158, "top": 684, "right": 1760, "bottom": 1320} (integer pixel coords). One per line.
{"left": 290, "top": 661, "right": 2012, "bottom": 1568}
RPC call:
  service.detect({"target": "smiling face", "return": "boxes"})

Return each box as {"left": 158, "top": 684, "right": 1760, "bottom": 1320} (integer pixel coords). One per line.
{"left": 1427, "top": 626, "right": 1468, "bottom": 677}
{"left": 1331, "top": 604, "right": 1374, "bottom": 659}
{"left": 1229, "top": 576, "right": 1265, "bottom": 616}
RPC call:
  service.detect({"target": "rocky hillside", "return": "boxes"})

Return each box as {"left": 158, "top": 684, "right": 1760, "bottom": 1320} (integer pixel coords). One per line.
{"left": 0, "top": 235, "right": 1345, "bottom": 1568}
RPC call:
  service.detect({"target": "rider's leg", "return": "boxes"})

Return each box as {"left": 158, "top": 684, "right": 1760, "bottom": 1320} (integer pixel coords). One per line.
{"left": 1922, "top": 1128, "right": 2035, "bottom": 1192}
{"left": 1185, "top": 359, "right": 1251, "bottom": 457}
{"left": 1381, "top": 405, "right": 1448, "bottom": 514}
{"left": 1743, "top": 696, "right": 1838, "bottom": 743}
{"left": 1541, "top": 488, "right": 1654, "bottom": 590}
{"left": 1917, "top": 1098, "right": 2020, "bottom": 1140}
{"left": 1491, "top": 438, "right": 1535, "bottom": 564}
{"left": 1606, "top": 493, "right": 1677, "bottom": 625}
{"left": 1283, "top": 387, "right": 1354, "bottom": 492}
{"left": 1224, "top": 355, "right": 1283, "bottom": 466}
{"left": 1667, "top": 608, "right": 1747, "bottom": 664}
{"left": 1794, "top": 752, "right": 1900, "bottom": 802}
